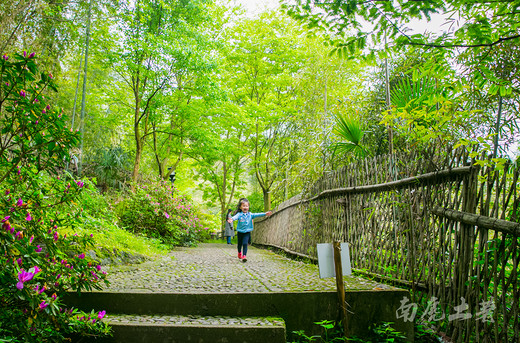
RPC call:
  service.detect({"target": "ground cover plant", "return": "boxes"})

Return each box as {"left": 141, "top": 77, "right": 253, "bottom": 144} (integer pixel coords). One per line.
{"left": 289, "top": 320, "right": 438, "bottom": 343}
{"left": 0, "top": 52, "right": 110, "bottom": 341}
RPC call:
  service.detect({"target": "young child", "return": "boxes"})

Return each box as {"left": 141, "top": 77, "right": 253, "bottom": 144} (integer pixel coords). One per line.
{"left": 227, "top": 198, "right": 272, "bottom": 262}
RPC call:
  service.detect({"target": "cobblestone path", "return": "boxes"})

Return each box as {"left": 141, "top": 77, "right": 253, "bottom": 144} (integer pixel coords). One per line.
{"left": 101, "top": 243, "right": 393, "bottom": 293}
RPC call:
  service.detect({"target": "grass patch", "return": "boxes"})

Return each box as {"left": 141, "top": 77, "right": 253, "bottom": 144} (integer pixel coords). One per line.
{"left": 62, "top": 214, "right": 169, "bottom": 259}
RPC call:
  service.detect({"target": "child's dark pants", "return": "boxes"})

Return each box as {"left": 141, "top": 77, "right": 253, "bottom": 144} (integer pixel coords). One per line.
{"left": 237, "top": 232, "right": 251, "bottom": 256}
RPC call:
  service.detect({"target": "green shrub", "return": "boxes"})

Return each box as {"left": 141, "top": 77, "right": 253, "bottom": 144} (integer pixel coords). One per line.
{"left": 65, "top": 181, "right": 169, "bottom": 258}
{"left": 0, "top": 52, "right": 110, "bottom": 342}
{"left": 86, "top": 146, "right": 131, "bottom": 191}
{"left": 116, "top": 179, "right": 210, "bottom": 246}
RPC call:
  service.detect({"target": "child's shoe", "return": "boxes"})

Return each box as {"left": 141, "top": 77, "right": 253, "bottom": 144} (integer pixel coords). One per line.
{"left": 241, "top": 255, "right": 247, "bottom": 262}
{"left": 238, "top": 252, "right": 242, "bottom": 259}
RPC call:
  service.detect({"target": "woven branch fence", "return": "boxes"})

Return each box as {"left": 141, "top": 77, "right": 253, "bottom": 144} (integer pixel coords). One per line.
{"left": 253, "top": 147, "right": 519, "bottom": 343}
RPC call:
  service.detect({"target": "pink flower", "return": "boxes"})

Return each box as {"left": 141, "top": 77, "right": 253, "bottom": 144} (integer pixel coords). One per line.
{"left": 96, "top": 265, "right": 101, "bottom": 271}
{"left": 98, "top": 310, "right": 106, "bottom": 320}
{"left": 25, "top": 213, "right": 32, "bottom": 221}
{"left": 16, "top": 269, "right": 35, "bottom": 290}
{"left": 35, "top": 245, "right": 42, "bottom": 253}
{"left": 78, "top": 253, "right": 85, "bottom": 259}
{"left": 29, "top": 52, "right": 35, "bottom": 58}
{"left": 1, "top": 216, "right": 10, "bottom": 223}
{"left": 23, "top": 51, "right": 27, "bottom": 58}
{"left": 53, "top": 232, "right": 59, "bottom": 242}
{"left": 20, "top": 90, "right": 26, "bottom": 97}
{"left": 164, "top": 212, "right": 170, "bottom": 219}
{"left": 29, "top": 235, "right": 34, "bottom": 244}
{"left": 39, "top": 301, "right": 48, "bottom": 310}
{"left": 2, "top": 54, "right": 8, "bottom": 61}
{"left": 16, "top": 198, "right": 23, "bottom": 207}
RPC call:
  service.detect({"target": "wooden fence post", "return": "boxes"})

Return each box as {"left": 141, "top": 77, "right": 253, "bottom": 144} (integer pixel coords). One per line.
{"left": 452, "top": 164, "right": 479, "bottom": 340}
{"left": 333, "top": 241, "right": 348, "bottom": 337}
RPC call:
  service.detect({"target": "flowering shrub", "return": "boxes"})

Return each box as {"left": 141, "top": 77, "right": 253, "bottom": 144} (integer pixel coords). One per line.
{"left": 0, "top": 53, "right": 110, "bottom": 341}
{"left": 116, "top": 179, "right": 210, "bottom": 246}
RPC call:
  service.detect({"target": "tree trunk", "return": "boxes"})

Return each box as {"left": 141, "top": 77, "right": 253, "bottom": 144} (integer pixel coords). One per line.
{"left": 492, "top": 95, "right": 503, "bottom": 158}
{"left": 384, "top": 33, "right": 394, "bottom": 157}
{"left": 71, "top": 48, "right": 83, "bottom": 129}
{"left": 263, "top": 188, "right": 271, "bottom": 212}
{"left": 78, "top": 0, "right": 92, "bottom": 176}
{"left": 132, "top": 104, "right": 142, "bottom": 184}
{"left": 132, "top": 142, "right": 142, "bottom": 185}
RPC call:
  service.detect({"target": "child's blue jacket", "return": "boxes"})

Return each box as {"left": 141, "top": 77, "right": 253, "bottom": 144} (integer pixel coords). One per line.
{"left": 230, "top": 211, "right": 267, "bottom": 233}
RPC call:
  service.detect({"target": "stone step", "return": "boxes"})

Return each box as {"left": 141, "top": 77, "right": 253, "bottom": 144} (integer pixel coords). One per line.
{"left": 99, "top": 314, "right": 286, "bottom": 343}
{"left": 65, "top": 289, "right": 414, "bottom": 340}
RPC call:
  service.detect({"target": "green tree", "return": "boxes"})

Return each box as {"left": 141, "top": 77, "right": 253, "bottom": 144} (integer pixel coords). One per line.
{"left": 112, "top": 0, "right": 212, "bottom": 184}
{"left": 284, "top": 0, "right": 520, "bottom": 54}
{"left": 147, "top": 24, "right": 219, "bottom": 180}
{"left": 286, "top": 0, "right": 520, "bottom": 157}
{"left": 190, "top": 103, "right": 249, "bottom": 230}
{"left": 223, "top": 12, "right": 306, "bottom": 210}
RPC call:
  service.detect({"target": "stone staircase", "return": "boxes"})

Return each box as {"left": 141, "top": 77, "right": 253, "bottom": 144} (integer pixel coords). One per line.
{"left": 68, "top": 292, "right": 287, "bottom": 343}
{"left": 65, "top": 289, "right": 413, "bottom": 343}
{"left": 65, "top": 244, "right": 413, "bottom": 342}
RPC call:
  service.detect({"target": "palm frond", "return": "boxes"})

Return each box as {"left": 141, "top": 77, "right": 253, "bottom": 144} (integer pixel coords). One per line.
{"left": 330, "top": 113, "right": 368, "bottom": 158}
{"left": 332, "top": 112, "right": 364, "bottom": 145}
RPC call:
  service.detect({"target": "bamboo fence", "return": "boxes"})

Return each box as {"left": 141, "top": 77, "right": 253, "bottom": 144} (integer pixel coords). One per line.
{"left": 253, "top": 147, "right": 519, "bottom": 343}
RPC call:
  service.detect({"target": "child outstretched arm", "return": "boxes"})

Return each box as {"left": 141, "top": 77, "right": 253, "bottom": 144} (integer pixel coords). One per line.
{"left": 227, "top": 210, "right": 272, "bottom": 223}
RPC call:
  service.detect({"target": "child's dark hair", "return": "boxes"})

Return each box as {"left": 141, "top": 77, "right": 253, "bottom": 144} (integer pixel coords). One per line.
{"left": 226, "top": 208, "right": 233, "bottom": 217}
{"left": 234, "top": 198, "right": 249, "bottom": 215}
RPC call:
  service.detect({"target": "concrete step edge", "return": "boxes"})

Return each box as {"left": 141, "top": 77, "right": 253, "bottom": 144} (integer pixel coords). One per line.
{"left": 99, "top": 315, "right": 287, "bottom": 343}
{"left": 105, "top": 314, "right": 286, "bottom": 327}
